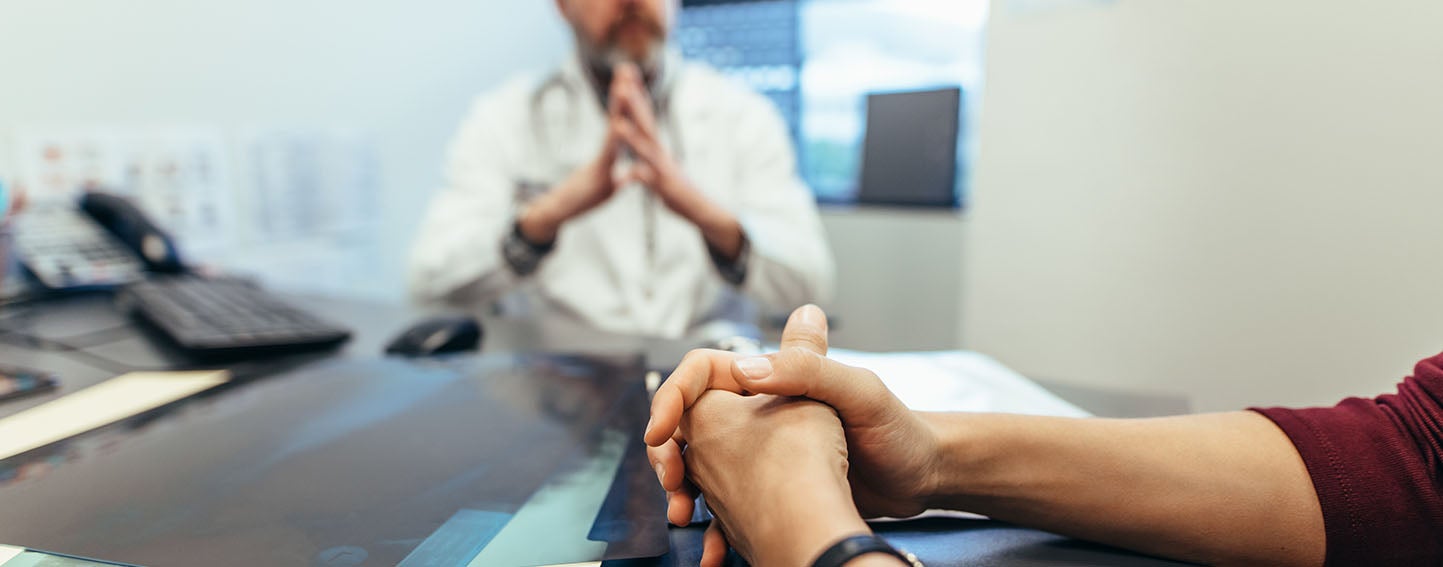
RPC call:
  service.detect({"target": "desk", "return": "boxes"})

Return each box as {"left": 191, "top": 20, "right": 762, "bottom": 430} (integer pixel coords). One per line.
{"left": 0, "top": 291, "right": 1194, "bottom": 567}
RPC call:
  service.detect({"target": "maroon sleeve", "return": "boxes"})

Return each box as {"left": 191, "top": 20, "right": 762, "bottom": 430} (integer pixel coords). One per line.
{"left": 1251, "top": 353, "right": 1443, "bottom": 566}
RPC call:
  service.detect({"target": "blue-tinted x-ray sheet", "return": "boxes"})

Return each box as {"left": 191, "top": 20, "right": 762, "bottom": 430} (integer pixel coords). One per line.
{"left": 0, "top": 355, "right": 669, "bottom": 567}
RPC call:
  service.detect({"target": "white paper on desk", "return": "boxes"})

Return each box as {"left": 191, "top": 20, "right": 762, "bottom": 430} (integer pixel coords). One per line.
{"left": 0, "top": 546, "right": 22, "bottom": 564}
{"left": 825, "top": 349, "right": 1091, "bottom": 417}
{"left": 0, "top": 371, "right": 230, "bottom": 460}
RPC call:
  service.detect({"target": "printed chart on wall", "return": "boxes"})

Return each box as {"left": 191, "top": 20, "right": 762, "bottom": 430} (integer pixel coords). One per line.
{"left": 12, "top": 127, "right": 236, "bottom": 259}
{"left": 5, "top": 127, "right": 382, "bottom": 290}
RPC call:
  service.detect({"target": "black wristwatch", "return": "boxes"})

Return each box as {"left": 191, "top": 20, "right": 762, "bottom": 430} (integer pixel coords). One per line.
{"left": 708, "top": 230, "right": 751, "bottom": 286}
{"left": 501, "top": 219, "right": 556, "bottom": 276}
{"left": 812, "top": 534, "right": 923, "bottom": 567}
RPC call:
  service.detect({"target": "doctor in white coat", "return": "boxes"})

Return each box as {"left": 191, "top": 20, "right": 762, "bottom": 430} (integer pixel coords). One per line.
{"left": 409, "top": 0, "right": 834, "bottom": 338}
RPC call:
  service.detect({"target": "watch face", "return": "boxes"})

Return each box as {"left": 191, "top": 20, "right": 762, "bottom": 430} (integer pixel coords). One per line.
{"left": 502, "top": 229, "right": 546, "bottom": 276}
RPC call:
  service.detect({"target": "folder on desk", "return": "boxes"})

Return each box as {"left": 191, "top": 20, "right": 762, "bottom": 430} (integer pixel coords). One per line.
{"left": 0, "top": 370, "right": 230, "bottom": 461}
{"left": 827, "top": 348, "right": 1091, "bottom": 417}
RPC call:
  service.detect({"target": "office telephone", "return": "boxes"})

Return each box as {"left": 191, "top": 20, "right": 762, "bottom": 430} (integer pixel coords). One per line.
{"left": 12, "top": 192, "right": 184, "bottom": 291}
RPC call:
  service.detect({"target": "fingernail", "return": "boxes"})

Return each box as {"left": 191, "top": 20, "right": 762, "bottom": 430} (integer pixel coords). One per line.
{"left": 799, "top": 304, "right": 825, "bottom": 327}
{"left": 644, "top": 415, "right": 654, "bottom": 438}
{"left": 736, "top": 357, "right": 773, "bottom": 380}
{"left": 654, "top": 462, "right": 666, "bottom": 484}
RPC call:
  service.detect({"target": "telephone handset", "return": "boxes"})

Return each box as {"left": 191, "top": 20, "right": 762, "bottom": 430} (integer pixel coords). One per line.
{"left": 79, "top": 193, "right": 184, "bottom": 273}
{"left": 12, "top": 192, "right": 185, "bottom": 291}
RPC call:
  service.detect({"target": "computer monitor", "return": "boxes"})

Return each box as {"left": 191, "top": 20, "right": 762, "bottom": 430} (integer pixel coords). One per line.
{"left": 856, "top": 86, "right": 962, "bottom": 208}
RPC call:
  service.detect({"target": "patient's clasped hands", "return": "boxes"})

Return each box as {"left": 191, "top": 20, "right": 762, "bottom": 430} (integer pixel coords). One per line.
{"left": 645, "top": 305, "right": 937, "bottom": 566}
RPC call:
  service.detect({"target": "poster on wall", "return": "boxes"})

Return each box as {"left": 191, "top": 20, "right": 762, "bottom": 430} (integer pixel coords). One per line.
{"left": 233, "top": 128, "right": 381, "bottom": 244}
{"left": 6, "top": 125, "right": 384, "bottom": 296}
{"left": 12, "top": 129, "right": 126, "bottom": 202}
{"left": 11, "top": 127, "right": 236, "bottom": 258}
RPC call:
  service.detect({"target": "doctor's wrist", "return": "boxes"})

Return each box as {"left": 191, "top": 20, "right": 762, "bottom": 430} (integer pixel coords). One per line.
{"left": 691, "top": 204, "right": 744, "bottom": 261}
{"left": 518, "top": 199, "right": 563, "bottom": 244}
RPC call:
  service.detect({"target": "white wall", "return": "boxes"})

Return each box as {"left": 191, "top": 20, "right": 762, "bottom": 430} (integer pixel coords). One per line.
{"left": 965, "top": 0, "right": 1443, "bottom": 411}
{"left": 0, "top": 0, "right": 569, "bottom": 294}
{"left": 821, "top": 208, "right": 964, "bottom": 352}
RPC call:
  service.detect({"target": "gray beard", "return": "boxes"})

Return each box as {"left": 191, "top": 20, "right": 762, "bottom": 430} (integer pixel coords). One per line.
{"left": 575, "top": 32, "right": 665, "bottom": 76}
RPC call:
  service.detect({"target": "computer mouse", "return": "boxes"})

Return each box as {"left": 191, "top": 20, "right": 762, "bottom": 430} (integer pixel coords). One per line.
{"left": 384, "top": 315, "right": 482, "bottom": 357}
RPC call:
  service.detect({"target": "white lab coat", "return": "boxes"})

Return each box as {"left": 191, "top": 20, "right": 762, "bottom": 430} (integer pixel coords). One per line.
{"left": 409, "top": 52, "right": 834, "bottom": 338}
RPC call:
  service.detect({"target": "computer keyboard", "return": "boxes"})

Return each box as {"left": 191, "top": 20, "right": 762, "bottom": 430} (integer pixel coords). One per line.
{"left": 117, "top": 276, "right": 351, "bottom": 356}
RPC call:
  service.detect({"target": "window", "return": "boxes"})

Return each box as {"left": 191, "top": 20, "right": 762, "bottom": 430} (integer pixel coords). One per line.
{"left": 679, "top": 0, "right": 989, "bottom": 207}
{"left": 677, "top": 0, "right": 804, "bottom": 142}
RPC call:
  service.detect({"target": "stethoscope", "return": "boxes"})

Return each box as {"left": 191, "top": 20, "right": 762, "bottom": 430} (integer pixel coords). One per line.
{"left": 528, "top": 64, "right": 686, "bottom": 301}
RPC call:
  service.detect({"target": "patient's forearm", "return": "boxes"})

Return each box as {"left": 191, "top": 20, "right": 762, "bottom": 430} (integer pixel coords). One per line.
{"left": 922, "top": 411, "right": 1325, "bottom": 567}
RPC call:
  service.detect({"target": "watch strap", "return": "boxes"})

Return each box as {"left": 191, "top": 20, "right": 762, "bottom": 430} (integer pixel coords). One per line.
{"left": 812, "top": 534, "right": 923, "bottom": 567}
{"left": 501, "top": 219, "right": 555, "bottom": 276}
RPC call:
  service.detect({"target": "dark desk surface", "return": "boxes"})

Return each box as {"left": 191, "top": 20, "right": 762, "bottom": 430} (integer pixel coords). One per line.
{"left": 0, "top": 291, "right": 1195, "bottom": 567}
